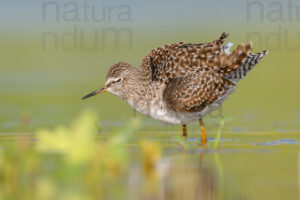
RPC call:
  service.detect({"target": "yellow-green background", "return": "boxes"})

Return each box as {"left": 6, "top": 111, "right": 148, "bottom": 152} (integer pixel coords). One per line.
{"left": 0, "top": 1, "right": 299, "bottom": 199}
{"left": 1, "top": 0, "right": 299, "bottom": 132}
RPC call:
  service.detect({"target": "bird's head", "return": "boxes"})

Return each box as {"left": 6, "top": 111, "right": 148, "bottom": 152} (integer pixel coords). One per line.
{"left": 82, "top": 62, "right": 134, "bottom": 100}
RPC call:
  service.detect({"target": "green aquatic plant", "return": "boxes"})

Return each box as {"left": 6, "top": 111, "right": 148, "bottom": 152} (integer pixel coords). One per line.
{"left": 214, "top": 117, "right": 226, "bottom": 149}
{"left": 0, "top": 111, "right": 143, "bottom": 200}
{"left": 36, "top": 111, "right": 99, "bottom": 165}
{"left": 140, "top": 140, "right": 162, "bottom": 176}
{"left": 214, "top": 116, "right": 235, "bottom": 149}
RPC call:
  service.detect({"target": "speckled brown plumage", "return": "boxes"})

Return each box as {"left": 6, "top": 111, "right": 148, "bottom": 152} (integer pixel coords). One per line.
{"left": 83, "top": 33, "right": 268, "bottom": 141}
{"left": 162, "top": 73, "right": 234, "bottom": 112}
{"left": 137, "top": 33, "right": 267, "bottom": 113}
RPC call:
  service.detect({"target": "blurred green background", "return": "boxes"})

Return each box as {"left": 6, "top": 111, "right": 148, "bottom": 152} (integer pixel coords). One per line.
{"left": 1, "top": 0, "right": 300, "bottom": 133}
{"left": 0, "top": 1, "right": 300, "bottom": 200}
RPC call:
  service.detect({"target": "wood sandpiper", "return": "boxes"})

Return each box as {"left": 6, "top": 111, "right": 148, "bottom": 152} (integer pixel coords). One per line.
{"left": 82, "top": 33, "right": 268, "bottom": 144}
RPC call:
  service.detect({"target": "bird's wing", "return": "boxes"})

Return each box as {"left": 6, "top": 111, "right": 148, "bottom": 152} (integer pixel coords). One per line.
{"left": 139, "top": 33, "right": 256, "bottom": 84}
{"left": 162, "top": 72, "right": 234, "bottom": 112}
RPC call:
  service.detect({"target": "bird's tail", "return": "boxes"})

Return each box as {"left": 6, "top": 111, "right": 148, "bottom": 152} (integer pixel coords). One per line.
{"left": 217, "top": 41, "right": 268, "bottom": 83}
{"left": 208, "top": 33, "right": 268, "bottom": 83}
{"left": 223, "top": 48, "right": 268, "bottom": 83}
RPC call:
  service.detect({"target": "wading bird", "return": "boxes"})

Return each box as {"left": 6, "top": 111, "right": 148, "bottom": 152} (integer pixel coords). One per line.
{"left": 82, "top": 33, "right": 267, "bottom": 144}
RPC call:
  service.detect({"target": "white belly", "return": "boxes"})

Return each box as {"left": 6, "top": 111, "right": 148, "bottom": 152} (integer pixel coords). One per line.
{"left": 125, "top": 85, "right": 234, "bottom": 125}
{"left": 147, "top": 103, "right": 221, "bottom": 125}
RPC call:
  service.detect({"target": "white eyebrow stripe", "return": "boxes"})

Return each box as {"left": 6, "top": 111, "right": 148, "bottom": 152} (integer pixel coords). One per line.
{"left": 105, "top": 78, "right": 115, "bottom": 85}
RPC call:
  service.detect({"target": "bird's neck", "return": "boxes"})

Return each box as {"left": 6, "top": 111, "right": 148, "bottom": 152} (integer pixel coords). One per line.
{"left": 121, "top": 67, "right": 152, "bottom": 112}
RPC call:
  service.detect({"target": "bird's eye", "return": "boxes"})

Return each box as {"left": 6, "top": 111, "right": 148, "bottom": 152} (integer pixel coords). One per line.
{"left": 115, "top": 78, "right": 122, "bottom": 83}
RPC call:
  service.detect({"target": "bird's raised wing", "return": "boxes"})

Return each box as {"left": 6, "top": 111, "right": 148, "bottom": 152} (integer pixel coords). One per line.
{"left": 162, "top": 73, "right": 234, "bottom": 112}
{"left": 139, "top": 33, "right": 253, "bottom": 84}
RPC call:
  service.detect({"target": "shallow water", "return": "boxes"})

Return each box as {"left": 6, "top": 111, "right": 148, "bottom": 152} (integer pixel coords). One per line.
{"left": 0, "top": 128, "right": 299, "bottom": 200}
{"left": 121, "top": 131, "right": 300, "bottom": 200}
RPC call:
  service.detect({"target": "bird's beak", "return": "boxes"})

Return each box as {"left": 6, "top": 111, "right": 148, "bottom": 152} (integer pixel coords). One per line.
{"left": 81, "top": 87, "right": 108, "bottom": 100}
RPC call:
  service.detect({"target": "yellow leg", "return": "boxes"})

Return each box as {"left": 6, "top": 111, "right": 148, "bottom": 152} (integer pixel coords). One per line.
{"left": 182, "top": 124, "right": 187, "bottom": 138}
{"left": 199, "top": 119, "right": 207, "bottom": 144}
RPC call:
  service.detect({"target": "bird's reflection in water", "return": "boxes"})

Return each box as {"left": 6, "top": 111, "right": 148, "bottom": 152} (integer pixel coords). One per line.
{"left": 129, "top": 153, "right": 244, "bottom": 200}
